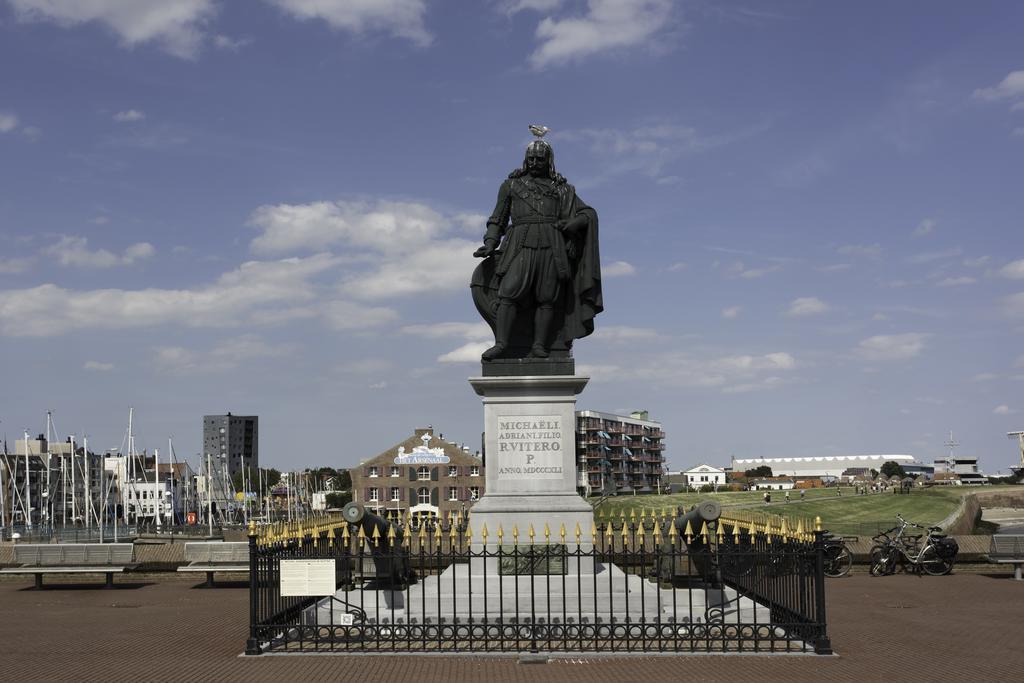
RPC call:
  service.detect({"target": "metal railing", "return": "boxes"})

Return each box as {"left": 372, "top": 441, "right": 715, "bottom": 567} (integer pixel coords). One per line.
{"left": 1, "top": 524, "right": 138, "bottom": 543}
{"left": 246, "top": 510, "right": 831, "bottom": 655}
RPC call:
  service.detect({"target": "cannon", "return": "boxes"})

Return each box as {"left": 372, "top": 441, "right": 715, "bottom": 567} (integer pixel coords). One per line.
{"left": 342, "top": 502, "right": 416, "bottom": 588}
{"left": 655, "top": 500, "right": 723, "bottom": 584}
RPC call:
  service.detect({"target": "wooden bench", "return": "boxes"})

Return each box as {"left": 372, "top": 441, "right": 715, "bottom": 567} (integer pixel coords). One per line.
{"left": 177, "top": 542, "right": 250, "bottom": 587}
{"left": 986, "top": 535, "right": 1024, "bottom": 580}
{"left": 0, "top": 543, "right": 135, "bottom": 588}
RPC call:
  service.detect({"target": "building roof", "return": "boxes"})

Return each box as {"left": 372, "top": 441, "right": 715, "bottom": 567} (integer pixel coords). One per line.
{"left": 357, "top": 427, "right": 482, "bottom": 468}
{"left": 682, "top": 464, "right": 725, "bottom": 474}
{"left": 733, "top": 454, "right": 915, "bottom": 465}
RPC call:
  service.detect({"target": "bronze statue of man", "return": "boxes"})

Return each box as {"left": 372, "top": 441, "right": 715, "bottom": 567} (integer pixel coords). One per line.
{"left": 471, "top": 130, "right": 602, "bottom": 362}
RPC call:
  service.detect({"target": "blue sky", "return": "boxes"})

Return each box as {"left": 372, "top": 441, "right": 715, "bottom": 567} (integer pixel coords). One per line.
{"left": 1, "top": 1, "right": 1023, "bottom": 474}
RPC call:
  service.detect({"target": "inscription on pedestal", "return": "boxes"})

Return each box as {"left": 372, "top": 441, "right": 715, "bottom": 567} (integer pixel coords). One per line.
{"left": 498, "top": 544, "right": 568, "bottom": 575}
{"left": 495, "top": 415, "right": 564, "bottom": 481}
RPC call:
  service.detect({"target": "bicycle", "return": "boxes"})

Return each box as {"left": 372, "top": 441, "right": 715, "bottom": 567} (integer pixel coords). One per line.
{"left": 822, "top": 534, "right": 853, "bottom": 578}
{"left": 869, "top": 514, "right": 957, "bottom": 576}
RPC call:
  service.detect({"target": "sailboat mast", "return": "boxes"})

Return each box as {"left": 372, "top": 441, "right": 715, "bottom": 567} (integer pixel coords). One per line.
{"left": 22, "top": 430, "right": 32, "bottom": 529}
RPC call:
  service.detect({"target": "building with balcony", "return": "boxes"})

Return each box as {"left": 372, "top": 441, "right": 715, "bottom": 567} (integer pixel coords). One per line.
{"left": 348, "top": 427, "right": 484, "bottom": 522}
{"left": 576, "top": 409, "right": 665, "bottom": 496}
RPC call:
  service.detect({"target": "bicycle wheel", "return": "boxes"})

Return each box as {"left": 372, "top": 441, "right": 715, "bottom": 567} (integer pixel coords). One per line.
{"left": 869, "top": 545, "right": 892, "bottom": 576}
{"left": 824, "top": 546, "right": 853, "bottom": 578}
{"left": 919, "top": 545, "right": 953, "bottom": 576}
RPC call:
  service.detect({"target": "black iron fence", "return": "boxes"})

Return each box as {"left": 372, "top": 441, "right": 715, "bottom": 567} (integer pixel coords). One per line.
{"left": 246, "top": 510, "right": 831, "bottom": 656}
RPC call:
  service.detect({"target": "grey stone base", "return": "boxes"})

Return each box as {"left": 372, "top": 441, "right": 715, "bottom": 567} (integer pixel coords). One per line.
{"left": 468, "top": 493, "right": 594, "bottom": 548}
{"left": 481, "top": 357, "right": 574, "bottom": 377}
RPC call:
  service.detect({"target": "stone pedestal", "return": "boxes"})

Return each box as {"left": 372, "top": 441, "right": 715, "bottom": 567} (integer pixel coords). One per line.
{"left": 467, "top": 374, "right": 594, "bottom": 551}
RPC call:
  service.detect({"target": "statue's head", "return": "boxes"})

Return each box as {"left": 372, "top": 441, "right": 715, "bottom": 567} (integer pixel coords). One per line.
{"left": 523, "top": 140, "right": 555, "bottom": 178}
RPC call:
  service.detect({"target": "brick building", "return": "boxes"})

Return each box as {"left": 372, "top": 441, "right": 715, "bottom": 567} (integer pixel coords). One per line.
{"left": 348, "top": 427, "right": 484, "bottom": 521}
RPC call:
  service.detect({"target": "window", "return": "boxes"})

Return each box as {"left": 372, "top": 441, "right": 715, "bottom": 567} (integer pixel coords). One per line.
{"left": 368, "top": 466, "right": 379, "bottom": 478}
{"left": 369, "top": 488, "right": 379, "bottom": 502}
{"left": 418, "top": 466, "right": 430, "bottom": 480}
{"left": 448, "top": 487, "right": 459, "bottom": 501}
{"left": 389, "top": 466, "right": 400, "bottom": 477}
{"left": 470, "top": 466, "right": 480, "bottom": 477}
{"left": 417, "top": 487, "right": 431, "bottom": 505}
{"left": 469, "top": 486, "right": 480, "bottom": 501}
{"left": 448, "top": 465, "right": 458, "bottom": 477}
{"left": 390, "top": 487, "right": 401, "bottom": 501}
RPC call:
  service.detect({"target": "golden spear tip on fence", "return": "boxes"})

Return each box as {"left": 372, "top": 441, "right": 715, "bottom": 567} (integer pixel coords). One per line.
{"left": 433, "top": 522, "right": 442, "bottom": 540}
{"left": 699, "top": 520, "right": 709, "bottom": 541}
{"left": 466, "top": 524, "right": 473, "bottom": 541}
{"left": 605, "top": 522, "right": 614, "bottom": 538}
{"left": 815, "top": 516, "right": 822, "bottom": 532}
{"left": 544, "top": 522, "right": 551, "bottom": 541}
{"left": 559, "top": 522, "right": 566, "bottom": 542}
{"left": 630, "top": 508, "right": 636, "bottom": 520}
{"left": 481, "top": 523, "right": 489, "bottom": 540}
{"left": 640, "top": 508, "right": 647, "bottom": 520}
{"left": 497, "top": 525, "right": 504, "bottom": 541}
{"left": 528, "top": 524, "right": 535, "bottom": 541}
{"left": 588, "top": 522, "right": 595, "bottom": 544}
{"left": 512, "top": 525, "right": 519, "bottom": 543}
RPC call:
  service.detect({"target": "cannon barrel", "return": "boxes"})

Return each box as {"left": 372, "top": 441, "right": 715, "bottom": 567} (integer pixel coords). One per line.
{"left": 671, "top": 500, "right": 722, "bottom": 539}
{"left": 656, "top": 500, "right": 723, "bottom": 584}
{"left": 342, "top": 502, "right": 415, "bottom": 587}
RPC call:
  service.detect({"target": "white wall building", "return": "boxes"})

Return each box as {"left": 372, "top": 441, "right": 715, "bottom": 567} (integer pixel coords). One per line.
{"left": 750, "top": 478, "right": 795, "bottom": 491}
{"left": 681, "top": 464, "right": 727, "bottom": 489}
{"left": 732, "top": 454, "right": 916, "bottom": 479}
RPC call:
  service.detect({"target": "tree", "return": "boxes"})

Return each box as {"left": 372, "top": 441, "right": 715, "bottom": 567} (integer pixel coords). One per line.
{"left": 325, "top": 491, "right": 352, "bottom": 509}
{"left": 744, "top": 466, "right": 773, "bottom": 478}
{"left": 880, "top": 461, "right": 906, "bottom": 479}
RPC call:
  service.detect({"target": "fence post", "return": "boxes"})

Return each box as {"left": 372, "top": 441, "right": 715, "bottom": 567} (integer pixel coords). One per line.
{"left": 245, "top": 521, "right": 262, "bottom": 656}
{"left": 812, "top": 529, "right": 833, "bottom": 655}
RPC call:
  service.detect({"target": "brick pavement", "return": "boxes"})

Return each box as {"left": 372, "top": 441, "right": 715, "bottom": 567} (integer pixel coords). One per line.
{"left": 1, "top": 569, "right": 1021, "bottom": 682}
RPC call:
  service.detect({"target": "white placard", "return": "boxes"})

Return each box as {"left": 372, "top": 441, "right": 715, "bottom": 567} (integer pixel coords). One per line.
{"left": 495, "top": 415, "right": 564, "bottom": 481}
{"left": 338, "top": 613, "right": 355, "bottom": 626}
{"left": 279, "top": 559, "right": 336, "bottom": 596}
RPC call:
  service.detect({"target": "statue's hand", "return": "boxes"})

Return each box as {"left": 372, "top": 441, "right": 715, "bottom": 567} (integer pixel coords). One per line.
{"left": 473, "top": 243, "right": 495, "bottom": 258}
{"left": 560, "top": 215, "right": 588, "bottom": 237}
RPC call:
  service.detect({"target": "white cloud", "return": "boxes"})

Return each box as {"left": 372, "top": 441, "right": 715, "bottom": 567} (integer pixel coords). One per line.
{"left": 42, "top": 236, "right": 155, "bottom": 268}
{"left": 83, "top": 360, "right": 114, "bottom": 371}
{"left": 593, "top": 325, "right": 660, "bottom": 342}
{"left": 786, "top": 297, "right": 829, "bottom": 317}
{"left": 322, "top": 299, "right": 398, "bottom": 330}
{"left": 344, "top": 238, "right": 478, "bottom": 300}
{"left": 972, "top": 373, "right": 997, "bottom": 382}
{"left": 0, "top": 253, "right": 339, "bottom": 336}
{"left": 401, "top": 321, "right": 491, "bottom": 340}
{"left": 972, "top": 70, "right": 1024, "bottom": 102}
{"left": 935, "top": 276, "right": 975, "bottom": 287}
{"left": 503, "top": 0, "right": 562, "bottom": 13}
{"left": 153, "top": 335, "right": 294, "bottom": 374}
{"left": 0, "top": 257, "right": 33, "bottom": 274}
{"left": 838, "top": 244, "right": 882, "bottom": 259}
{"left": 997, "top": 259, "right": 1024, "bottom": 279}
{"left": 0, "top": 112, "right": 18, "bottom": 132}
{"left": 9, "top": 0, "right": 217, "bottom": 59}
{"left": 963, "top": 255, "right": 990, "bottom": 268}
{"left": 908, "top": 247, "right": 962, "bottom": 264}
{"left": 528, "top": 0, "right": 676, "bottom": 69}
{"left": 667, "top": 261, "right": 687, "bottom": 272}
{"left": 815, "top": 263, "right": 852, "bottom": 273}
{"left": 602, "top": 260, "right": 636, "bottom": 277}
{"left": 855, "top": 333, "right": 928, "bottom": 361}
{"left": 631, "top": 350, "right": 796, "bottom": 392}
{"left": 265, "top": 0, "right": 432, "bottom": 47}
{"left": 1002, "top": 292, "right": 1024, "bottom": 319}
{"left": 113, "top": 109, "right": 145, "bottom": 122}
{"left": 994, "top": 405, "right": 1015, "bottom": 416}
{"left": 213, "top": 34, "right": 252, "bottom": 51}
{"left": 437, "top": 341, "right": 492, "bottom": 363}
{"left": 249, "top": 199, "right": 447, "bottom": 256}
{"left": 726, "top": 261, "right": 780, "bottom": 279}
{"left": 1014, "top": 127, "right": 1024, "bottom": 138}
{"left": 721, "top": 306, "right": 741, "bottom": 319}
{"left": 912, "top": 218, "right": 935, "bottom": 237}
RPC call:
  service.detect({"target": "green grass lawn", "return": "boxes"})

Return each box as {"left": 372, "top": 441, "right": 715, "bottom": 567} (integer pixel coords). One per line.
{"left": 593, "top": 486, "right": 969, "bottom": 537}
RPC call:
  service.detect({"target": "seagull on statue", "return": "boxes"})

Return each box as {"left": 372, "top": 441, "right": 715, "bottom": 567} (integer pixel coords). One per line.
{"left": 529, "top": 124, "right": 550, "bottom": 138}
